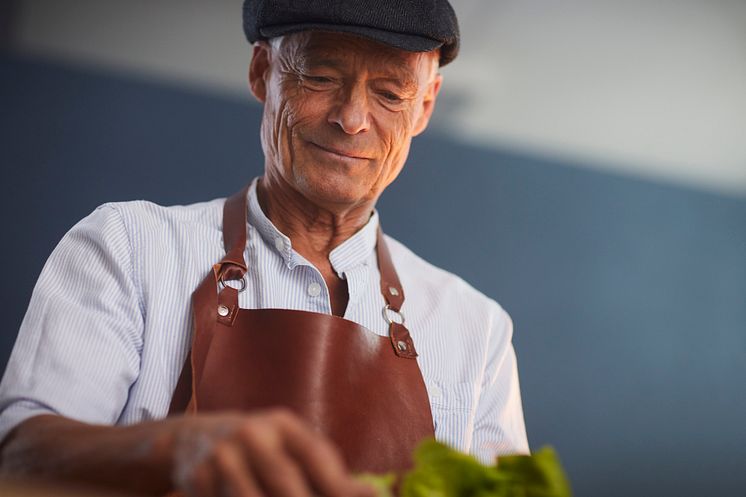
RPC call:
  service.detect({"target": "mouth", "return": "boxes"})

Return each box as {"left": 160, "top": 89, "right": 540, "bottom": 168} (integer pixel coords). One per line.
{"left": 308, "top": 141, "right": 372, "bottom": 161}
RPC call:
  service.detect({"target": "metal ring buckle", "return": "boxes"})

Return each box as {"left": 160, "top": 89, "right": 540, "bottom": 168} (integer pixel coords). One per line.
{"left": 219, "top": 273, "right": 247, "bottom": 292}
{"left": 382, "top": 304, "right": 405, "bottom": 325}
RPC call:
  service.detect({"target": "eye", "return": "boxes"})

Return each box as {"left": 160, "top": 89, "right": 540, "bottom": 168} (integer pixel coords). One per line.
{"left": 307, "top": 76, "right": 332, "bottom": 83}
{"left": 301, "top": 74, "right": 335, "bottom": 86}
{"left": 300, "top": 74, "right": 337, "bottom": 91}
{"left": 379, "top": 91, "right": 403, "bottom": 103}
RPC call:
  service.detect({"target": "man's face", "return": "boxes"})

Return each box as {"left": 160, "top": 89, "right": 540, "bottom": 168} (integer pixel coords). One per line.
{"left": 249, "top": 31, "right": 442, "bottom": 211}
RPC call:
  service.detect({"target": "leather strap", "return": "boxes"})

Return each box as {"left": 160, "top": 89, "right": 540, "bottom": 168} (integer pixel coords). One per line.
{"left": 168, "top": 187, "right": 250, "bottom": 415}
{"left": 377, "top": 227, "right": 404, "bottom": 310}
{"left": 215, "top": 185, "right": 250, "bottom": 284}
{"left": 220, "top": 184, "right": 250, "bottom": 271}
{"left": 213, "top": 186, "right": 251, "bottom": 325}
{"left": 376, "top": 227, "right": 417, "bottom": 359}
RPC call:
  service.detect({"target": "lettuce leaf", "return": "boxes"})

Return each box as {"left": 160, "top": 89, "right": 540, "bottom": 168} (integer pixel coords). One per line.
{"left": 361, "top": 439, "right": 572, "bottom": 497}
{"left": 356, "top": 472, "right": 397, "bottom": 497}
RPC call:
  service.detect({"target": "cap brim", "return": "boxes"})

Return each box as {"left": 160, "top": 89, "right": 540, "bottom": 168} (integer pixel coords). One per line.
{"left": 260, "top": 23, "right": 443, "bottom": 54}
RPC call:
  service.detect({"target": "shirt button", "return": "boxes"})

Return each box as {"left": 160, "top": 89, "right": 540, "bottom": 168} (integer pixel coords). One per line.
{"left": 274, "top": 237, "right": 285, "bottom": 252}
{"left": 430, "top": 384, "right": 442, "bottom": 400}
{"left": 307, "top": 282, "right": 322, "bottom": 297}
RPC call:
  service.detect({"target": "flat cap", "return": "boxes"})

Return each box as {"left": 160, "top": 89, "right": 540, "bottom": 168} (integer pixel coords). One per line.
{"left": 242, "top": 0, "right": 460, "bottom": 66}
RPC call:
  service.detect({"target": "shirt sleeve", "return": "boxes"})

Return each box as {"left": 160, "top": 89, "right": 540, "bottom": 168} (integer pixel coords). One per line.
{"left": 0, "top": 204, "right": 144, "bottom": 442}
{"left": 471, "top": 305, "right": 530, "bottom": 463}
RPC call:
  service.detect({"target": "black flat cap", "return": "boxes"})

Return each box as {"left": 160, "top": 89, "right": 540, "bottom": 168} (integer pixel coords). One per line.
{"left": 242, "top": 0, "right": 460, "bottom": 66}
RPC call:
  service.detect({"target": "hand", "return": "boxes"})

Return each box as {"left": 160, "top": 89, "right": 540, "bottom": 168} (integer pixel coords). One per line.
{"left": 171, "top": 409, "right": 376, "bottom": 497}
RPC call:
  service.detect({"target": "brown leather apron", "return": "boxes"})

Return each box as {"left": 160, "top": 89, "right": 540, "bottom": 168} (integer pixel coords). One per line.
{"left": 168, "top": 184, "right": 434, "bottom": 473}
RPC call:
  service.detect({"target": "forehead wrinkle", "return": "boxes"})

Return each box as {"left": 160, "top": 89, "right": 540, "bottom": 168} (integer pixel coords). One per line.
{"left": 304, "top": 57, "right": 345, "bottom": 72}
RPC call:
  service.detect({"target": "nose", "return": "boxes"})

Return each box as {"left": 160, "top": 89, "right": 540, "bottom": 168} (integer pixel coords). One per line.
{"left": 328, "top": 81, "right": 370, "bottom": 135}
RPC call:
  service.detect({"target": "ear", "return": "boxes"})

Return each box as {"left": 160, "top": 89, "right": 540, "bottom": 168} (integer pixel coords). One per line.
{"left": 249, "top": 42, "right": 271, "bottom": 103}
{"left": 412, "top": 73, "right": 443, "bottom": 137}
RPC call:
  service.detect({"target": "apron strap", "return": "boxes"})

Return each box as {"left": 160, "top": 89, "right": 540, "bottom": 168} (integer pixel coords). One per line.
{"left": 208, "top": 185, "right": 251, "bottom": 327}
{"left": 221, "top": 184, "right": 250, "bottom": 269}
{"left": 376, "top": 227, "right": 418, "bottom": 359}
{"left": 171, "top": 186, "right": 251, "bottom": 415}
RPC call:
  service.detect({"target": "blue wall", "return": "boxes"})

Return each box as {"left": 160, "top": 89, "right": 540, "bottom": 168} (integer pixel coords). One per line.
{"left": 2, "top": 54, "right": 745, "bottom": 497}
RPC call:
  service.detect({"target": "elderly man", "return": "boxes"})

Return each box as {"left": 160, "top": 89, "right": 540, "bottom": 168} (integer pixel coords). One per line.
{"left": 0, "top": 1, "right": 528, "bottom": 496}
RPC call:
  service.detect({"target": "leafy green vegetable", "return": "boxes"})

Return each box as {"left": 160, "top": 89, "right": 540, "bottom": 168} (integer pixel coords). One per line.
{"left": 360, "top": 440, "right": 572, "bottom": 497}
{"left": 493, "top": 447, "right": 572, "bottom": 497}
{"left": 356, "top": 472, "right": 397, "bottom": 497}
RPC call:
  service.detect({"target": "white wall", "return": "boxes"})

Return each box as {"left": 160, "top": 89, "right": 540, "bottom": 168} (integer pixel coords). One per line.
{"left": 11, "top": 0, "right": 746, "bottom": 196}
{"left": 446, "top": 0, "right": 746, "bottom": 196}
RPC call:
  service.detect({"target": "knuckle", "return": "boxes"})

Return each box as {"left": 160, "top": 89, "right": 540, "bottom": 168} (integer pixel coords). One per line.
{"left": 267, "top": 407, "right": 296, "bottom": 425}
{"left": 210, "top": 440, "right": 233, "bottom": 466}
{"left": 236, "top": 421, "right": 262, "bottom": 444}
{"left": 303, "top": 431, "right": 339, "bottom": 459}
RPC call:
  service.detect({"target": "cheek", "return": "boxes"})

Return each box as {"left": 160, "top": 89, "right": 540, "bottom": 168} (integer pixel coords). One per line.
{"left": 265, "top": 87, "right": 317, "bottom": 164}
{"left": 276, "top": 89, "right": 327, "bottom": 138}
{"left": 380, "top": 111, "right": 414, "bottom": 164}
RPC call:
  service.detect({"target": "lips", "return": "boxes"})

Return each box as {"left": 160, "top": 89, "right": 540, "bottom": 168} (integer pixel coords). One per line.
{"left": 309, "top": 141, "right": 372, "bottom": 160}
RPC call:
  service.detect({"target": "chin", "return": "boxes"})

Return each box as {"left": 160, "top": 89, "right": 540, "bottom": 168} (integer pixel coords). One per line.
{"left": 297, "top": 172, "right": 370, "bottom": 207}
{"left": 306, "top": 183, "right": 366, "bottom": 207}
{"left": 295, "top": 160, "right": 373, "bottom": 205}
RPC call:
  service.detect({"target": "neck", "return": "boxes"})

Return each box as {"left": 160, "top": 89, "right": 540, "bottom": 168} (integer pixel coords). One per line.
{"left": 256, "top": 174, "right": 374, "bottom": 264}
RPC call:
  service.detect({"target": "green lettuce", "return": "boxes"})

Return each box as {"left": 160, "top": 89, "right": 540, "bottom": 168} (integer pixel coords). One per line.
{"left": 360, "top": 440, "right": 572, "bottom": 497}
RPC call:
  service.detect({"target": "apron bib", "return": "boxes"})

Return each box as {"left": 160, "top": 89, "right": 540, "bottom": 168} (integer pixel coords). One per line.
{"left": 169, "top": 184, "right": 434, "bottom": 473}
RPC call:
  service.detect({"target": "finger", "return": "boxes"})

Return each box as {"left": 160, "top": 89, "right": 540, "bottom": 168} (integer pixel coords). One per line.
{"left": 213, "top": 442, "right": 263, "bottom": 497}
{"left": 274, "top": 412, "right": 368, "bottom": 497}
{"left": 237, "top": 416, "right": 313, "bottom": 497}
{"left": 250, "top": 447, "right": 313, "bottom": 497}
{"left": 185, "top": 457, "right": 220, "bottom": 497}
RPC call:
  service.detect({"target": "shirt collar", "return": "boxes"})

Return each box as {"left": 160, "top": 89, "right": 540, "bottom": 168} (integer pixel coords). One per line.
{"left": 246, "top": 178, "right": 379, "bottom": 277}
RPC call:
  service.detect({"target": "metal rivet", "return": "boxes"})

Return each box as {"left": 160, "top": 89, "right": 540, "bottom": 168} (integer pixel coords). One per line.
{"left": 389, "top": 286, "right": 399, "bottom": 296}
{"left": 217, "top": 305, "right": 230, "bottom": 317}
{"left": 397, "top": 340, "right": 408, "bottom": 351}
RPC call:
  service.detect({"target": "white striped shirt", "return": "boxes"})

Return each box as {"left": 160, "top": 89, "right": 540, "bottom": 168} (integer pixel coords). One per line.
{"left": 0, "top": 178, "right": 529, "bottom": 462}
